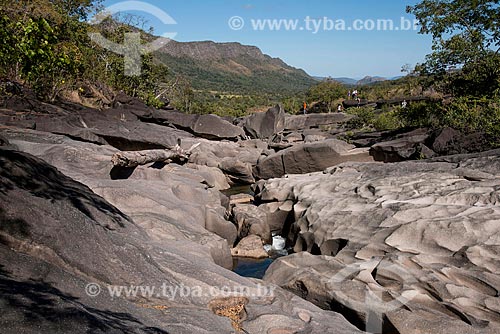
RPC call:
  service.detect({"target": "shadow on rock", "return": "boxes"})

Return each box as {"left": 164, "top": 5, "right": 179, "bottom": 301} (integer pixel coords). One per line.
{"left": 0, "top": 265, "right": 169, "bottom": 334}
{"left": 0, "top": 149, "right": 129, "bottom": 228}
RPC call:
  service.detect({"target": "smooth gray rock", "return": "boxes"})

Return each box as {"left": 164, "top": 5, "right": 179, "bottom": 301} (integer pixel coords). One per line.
{"left": 1, "top": 127, "right": 234, "bottom": 268}
{"left": 261, "top": 155, "right": 500, "bottom": 333}
{"left": 259, "top": 201, "right": 294, "bottom": 233}
{"left": 233, "top": 204, "right": 272, "bottom": 244}
{"left": 186, "top": 138, "right": 269, "bottom": 183}
{"left": 231, "top": 235, "right": 269, "bottom": 259}
{"left": 0, "top": 148, "right": 363, "bottom": 334}
{"left": 219, "top": 158, "right": 255, "bottom": 185}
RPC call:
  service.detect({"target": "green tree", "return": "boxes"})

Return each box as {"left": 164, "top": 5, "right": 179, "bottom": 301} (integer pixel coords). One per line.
{"left": 408, "top": 0, "right": 500, "bottom": 97}
{"left": 307, "top": 79, "right": 345, "bottom": 112}
{"left": 0, "top": 0, "right": 100, "bottom": 100}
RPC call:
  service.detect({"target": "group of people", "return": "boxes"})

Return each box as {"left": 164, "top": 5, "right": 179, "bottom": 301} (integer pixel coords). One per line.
{"left": 347, "top": 89, "right": 359, "bottom": 100}
{"left": 302, "top": 89, "right": 363, "bottom": 114}
{"left": 348, "top": 90, "right": 362, "bottom": 106}
{"left": 302, "top": 90, "right": 409, "bottom": 115}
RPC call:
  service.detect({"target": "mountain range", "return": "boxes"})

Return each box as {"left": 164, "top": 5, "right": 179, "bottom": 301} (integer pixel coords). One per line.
{"left": 152, "top": 39, "right": 403, "bottom": 94}
{"left": 155, "top": 41, "right": 316, "bottom": 94}
{"left": 314, "top": 76, "right": 403, "bottom": 86}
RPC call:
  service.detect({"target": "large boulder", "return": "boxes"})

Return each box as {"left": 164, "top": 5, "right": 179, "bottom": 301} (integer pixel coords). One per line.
{"left": 186, "top": 138, "right": 270, "bottom": 184}
{"left": 146, "top": 110, "right": 245, "bottom": 141}
{"left": 284, "top": 113, "right": 354, "bottom": 131}
{"left": 255, "top": 139, "right": 373, "bottom": 179}
{"left": 242, "top": 105, "right": 285, "bottom": 139}
{"left": 233, "top": 204, "right": 272, "bottom": 244}
{"left": 261, "top": 153, "right": 500, "bottom": 333}
{"left": 370, "top": 128, "right": 435, "bottom": 162}
{"left": 219, "top": 158, "right": 255, "bottom": 185}
{"left": 431, "top": 127, "right": 494, "bottom": 156}
{"left": 231, "top": 235, "right": 269, "bottom": 259}
{"left": 259, "top": 201, "right": 294, "bottom": 233}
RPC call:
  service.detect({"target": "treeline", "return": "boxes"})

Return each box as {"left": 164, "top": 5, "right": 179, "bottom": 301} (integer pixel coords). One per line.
{"left": 301, "top": 0, "right": 500, "bottom": 140}
{"left": 0, "top": 0, "right": 313, "bottom": 114}
{"left": 0, "top": 0, "right": 169, "bottom": 106}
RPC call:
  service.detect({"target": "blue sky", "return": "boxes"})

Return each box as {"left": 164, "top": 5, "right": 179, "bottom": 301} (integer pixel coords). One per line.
{"left": 99, "top": 0, "right": 433, "bottom": 78}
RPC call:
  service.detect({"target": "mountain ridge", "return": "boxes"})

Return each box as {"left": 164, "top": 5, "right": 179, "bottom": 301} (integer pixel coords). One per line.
{"left": 315, "top": 76, "right": 400, "bottom": 86}
{"left": 154, "top": 40, "right": 316, "bottom": 94}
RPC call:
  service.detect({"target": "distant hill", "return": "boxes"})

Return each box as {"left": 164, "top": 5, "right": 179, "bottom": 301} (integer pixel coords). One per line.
{"left": 155, "top": 41, "right": 316, "bottom": 94}
{"left": 333, "top": 77, "right": 359, "bottom": 85}
{"left": 314, "top": 76, "right": 392, "bottom": 86}
{"left": 356, "top": 76, "right": 388, "bottom": 85}
{"left": 312, "top": 77, "right": 358, "bottom": 85}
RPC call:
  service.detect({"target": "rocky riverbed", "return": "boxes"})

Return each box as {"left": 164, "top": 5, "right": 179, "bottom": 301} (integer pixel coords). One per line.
{"left": 1, "top": 91, "right": 499, "bottom": 333}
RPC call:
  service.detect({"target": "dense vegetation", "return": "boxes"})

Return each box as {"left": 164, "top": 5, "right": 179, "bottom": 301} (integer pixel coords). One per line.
{"left": 0, "top": 0, "right": 171, "bottom": 106}
{"left": 0, "top": 0, "right": 313, "bottom": 114}
{"left": 156, "top": 53, "right": 315, "bottom": 96}
{"left": 0, "top": 0, "right": 498, "bottom": 135}
{"left": 302, "top": 0, "right": 500, "bottom": 140}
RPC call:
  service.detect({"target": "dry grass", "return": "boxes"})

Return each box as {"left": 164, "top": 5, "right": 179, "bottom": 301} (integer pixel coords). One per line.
{"left": 208, "top": 296, "right": 249, "bottom": 333}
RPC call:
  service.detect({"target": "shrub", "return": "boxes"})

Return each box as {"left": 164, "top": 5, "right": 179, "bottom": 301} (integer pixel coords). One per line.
{"left": 345, "top": 106, "right": 376, "bottom": 130}
{"left": 373, "top": 109, "right": 404, "bottom": 131}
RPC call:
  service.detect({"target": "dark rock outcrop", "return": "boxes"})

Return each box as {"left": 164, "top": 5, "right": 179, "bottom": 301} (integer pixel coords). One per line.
{"left": 369, "top": 128, "right": 435, "bottom": 162}
{"left": 242, "top": 105, "right": 285, "bottom": 139}
{"left": 255, "top": 139, "right": 373, "bottom": 179}
{"left": 284, "top": 113, "right": 354, "bottom": 131}
{"left": 0, "top": 107, "right": 193, "bottom": 150}
{"left": 431, "top": 127, "right": 494, "bottom": 156}
{"left": 145, "top": 110, "right": 245, "bottom": 141}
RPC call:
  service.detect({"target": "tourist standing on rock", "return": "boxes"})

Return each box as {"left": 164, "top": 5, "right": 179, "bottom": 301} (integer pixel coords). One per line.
{"left": 337, "top": 104, "right": 343, "bottom": 112}
{"left": 353, "top": 90, "right": 358, "bottom": 99}
{"left": 348, "top": 90, "right": 351, "bottom": 99}
{"left": 303, "top": 101, "right": 307, "bottom": 114}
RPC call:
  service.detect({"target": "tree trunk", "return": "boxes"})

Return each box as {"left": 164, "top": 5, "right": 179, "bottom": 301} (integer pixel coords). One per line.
{"left": 111, "top": 148, "right": 188, "bottom": 168}
{"left": 111, "top": 142, "right": 200, "bottom": 168}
